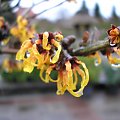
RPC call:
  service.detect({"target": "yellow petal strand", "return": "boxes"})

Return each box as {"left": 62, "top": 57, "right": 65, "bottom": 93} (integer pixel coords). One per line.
{"left": 56, "top": 74, "right": 62, "bottom": 95}
{"left": 39, "top": 65, "right": 48, "bottom": 83}
{"left": 89, "top": 52, "right": 101, "bottom": 65}
{"left": 16, "top": 49, "right": 25, "bottom": 60}
{"left": 16, "top": 40, "right": 32, "bottom": 60}
{"left": 77, "top": 61, "right": 89, "bottom": 87}
{"left": 21, "top": 40, "right": 32, "bottom": 48}
{"left": 23, "top": 60, "right": 34, "bottom": 73}
{"left": 75, "top": 66, "right": 86, "bottom": 88}
{"left": 62, "top": 71, "right": 68, "bottom": 93}
{"left": 23, "top": 53, "right": 37, "bottom": 71}
{"left": 107, "top": 53, "right": 120, "bottom": 64}
{"left": 37, "top": 52, "right": 50, "bottom": 69}
{"left": 2, "top": 37, "right": 10, "bottom": 45}
{"left": 113, "top": 47, "right": 120, "bottom": 56}
{"left": 67, "top": 60, "right": 89, "bottom": 97}
{"left": 73, "top": 68, "right": 78, "bottom": 89}
{"left": 46, "top": 65, "right": 58, "bottom": 82}
{"left": 44, "top": 52, "right": 50, "bottom": 64}
{"left": 95, "top": 51, "right": 102, "bottom": 65}
{"left": 56, "top": 72, "right": 66, "bottom": 95}
{"left": 10, "top": 27, "right": 19, "bottom": 36}
{"left": 65, "top": 61, "right": 74, "bottom": 89}
{"left": 32, "top": 44, "right": 43, "bottom": 66}
{"left": 2, "top": 59, "right": 11, "bottom": 72}
{"left": 30, "top": 55, "right": 38, "bottom": 67}
{"left": 67, "top": 67, "right": 85, "bottom": 97}
{"left": 42, "top": 32, "right": 51, "bottom": 50}
{"left": 17, "top": 62, "right": 23, "bottom": 71}
{"left": 55, "top": 34, "right": 63, "bottom": 41}
{"left": 50, "top": 39, "right": 61, "bottom": 63}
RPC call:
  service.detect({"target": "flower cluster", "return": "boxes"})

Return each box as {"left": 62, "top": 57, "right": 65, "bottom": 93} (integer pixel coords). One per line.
{"left": 107, "top": 25, "right": 120, "bottom": 66}
{"left": 10, "top": 16, "right": 35, "bottom": 43}
{"left": 2, "top": 58, "right": 22, "bottom": 73}
{"left": 16, "top": 32, "right": 89, "bottom": 97}
{"left": 40, "top": 56, "right": 89, "bottom": 97}
{"left": 0, "top": 17, "right": 9, "bottom": 45}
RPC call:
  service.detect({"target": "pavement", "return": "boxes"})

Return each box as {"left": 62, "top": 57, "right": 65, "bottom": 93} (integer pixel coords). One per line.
{"left": 0, "top": 92, "right": 120, "bottom": 120}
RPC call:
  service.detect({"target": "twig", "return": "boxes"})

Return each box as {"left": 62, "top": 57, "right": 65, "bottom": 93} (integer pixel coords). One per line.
{"left": 0, "top": 47, "right": 18, "bottom": 54}
{"left": 23, "top": 0, "right": 49, "bottom": 18}
{"left": 0, "top": 39, "right": 110, "bottom": 55}
{"left": 0, "top": 0, "right": 21, "bottom": 13}
{"left": 28, "top": 0, "right": 67, "bottom": 19}
{"left": 70, "top": 39, "right": 110, "bottom": 56}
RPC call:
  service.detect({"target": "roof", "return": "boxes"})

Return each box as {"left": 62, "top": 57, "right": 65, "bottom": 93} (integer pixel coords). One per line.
{"left": 57, "top": 14, "right": 98, "bottom": 29}
{"left": 69, "top": 14, "right": 98, "bottom": 26}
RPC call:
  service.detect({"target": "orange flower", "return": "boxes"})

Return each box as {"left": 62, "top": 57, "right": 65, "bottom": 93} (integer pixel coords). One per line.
{"left": 107, "top": 50, "right": 120, "bottom": 67}
{"left": 107, "top": 25, "right": 120, "bottom": 66}
{"left": 40, "top": 57, "right": 89, "bottom": 97}
{"left": 107, "top": 25, "right": 120, "bottom": 46}
{"left": 57, "top": 58, "right": 89, "bottom": 97}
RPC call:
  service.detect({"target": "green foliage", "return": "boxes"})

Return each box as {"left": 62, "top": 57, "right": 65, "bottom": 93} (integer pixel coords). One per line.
{"left": 1, "top": 68, "right": 40, "bottom": 83}
{"left": 102, "top": 63, "right": 120, "bottom": 85}
{"left": 79, "top": 57, "right": 102, "bottom": 84}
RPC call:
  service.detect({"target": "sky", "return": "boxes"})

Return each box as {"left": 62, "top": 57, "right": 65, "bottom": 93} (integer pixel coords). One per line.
{"left": 11, "top": 0, "right": 120, "bottom": 21}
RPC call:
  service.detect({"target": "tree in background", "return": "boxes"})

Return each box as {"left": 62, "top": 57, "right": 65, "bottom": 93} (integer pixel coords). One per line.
{"left": 111, "top": 6, "right": 119, "bottom": 20}
{"left": 76, "top": 0, "right": 89, "bottom": 15}
{"left": 94, "top": 3, "right": 102, "bottom": 19}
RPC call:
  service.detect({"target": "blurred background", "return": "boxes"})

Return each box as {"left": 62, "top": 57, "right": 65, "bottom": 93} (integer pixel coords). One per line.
{"left": 0, "top": 0, "right": 120, "bottom": 120}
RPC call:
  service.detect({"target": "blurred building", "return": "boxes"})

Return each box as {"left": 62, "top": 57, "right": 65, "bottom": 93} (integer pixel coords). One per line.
{"left": 56, "top": 1, "right": 98, "bottom": 37}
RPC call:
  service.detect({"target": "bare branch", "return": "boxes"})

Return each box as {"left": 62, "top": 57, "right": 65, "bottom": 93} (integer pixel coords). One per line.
{"left": 0, "top": 0, "right": 21, "bottom": 13}
{"left": 28, "top": 0, "right": 67, "bottom": 19}
{"left": 23, "top": 0, "right": 49, "bottom": 18}
{"left": 0, "top": 47, "right": 18, "bottom": 54}
{"left": 0, "top": 39, "right": 110, "bottom": 55}
{"left": 70, "top": 39, "right": 110, "bottom": 56}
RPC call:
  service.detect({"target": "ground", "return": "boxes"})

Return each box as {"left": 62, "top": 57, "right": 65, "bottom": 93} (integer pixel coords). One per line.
{"left": 0, "top": 92, "right": 120, "bottom": 120}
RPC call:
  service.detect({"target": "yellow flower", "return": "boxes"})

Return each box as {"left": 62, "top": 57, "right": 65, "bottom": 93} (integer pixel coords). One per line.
{"left": 56, "top": 59, "right": 89, "bottom": 97}
{"left": 39, "top": 57, "right": 89, "bottom": 97}
{"left": 39, "top": 32, "right": 63, "bottom": 64}
{"left": 16, "top": 32, "right": 63, "bottom": 73}
{"left": 50, "top": 39, "right": 62, "bottom": 63}
{"left": 16, "top": 32, "right": 89, "bottom": 97}
{"left": 42, "top": 32, "right": 51, "bottom": 50}
{"left": 16, "top": 40, "right": 33, "bottom": 60}
{"left": 10, "top": 16, "right": 36, "bottom": 43}
{"left": 107, "top": 52, "right": 120, "bottom": 65}
{"left": 2, "top": 58, "right": 22, "bottom": 73}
